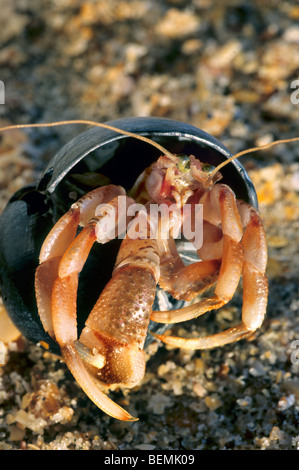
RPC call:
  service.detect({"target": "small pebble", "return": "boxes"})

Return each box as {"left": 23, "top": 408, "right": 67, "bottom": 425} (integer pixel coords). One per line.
{"left": 277, "top": 394, "right": 295, "bottom": 411}
{"left": 236, "top": 396, "right": 253, "bottom": 408}
{"left": 204, "top": 395, "right": 223, "bottom": 411}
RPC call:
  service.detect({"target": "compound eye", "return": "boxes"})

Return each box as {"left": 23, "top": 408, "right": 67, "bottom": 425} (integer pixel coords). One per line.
{"left": 176, "top": 154, "right": 190, "bottom": 173}
{"left": 202, "top": 163, "right": 216, "bottom": 174}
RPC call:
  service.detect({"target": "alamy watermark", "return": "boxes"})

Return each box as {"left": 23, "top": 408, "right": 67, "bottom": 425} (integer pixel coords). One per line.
{"left": 93, "top": 197, "right": 204, "bottom": 250}
{"left": 0, "top": 80, "right": 4, "bottom": 105}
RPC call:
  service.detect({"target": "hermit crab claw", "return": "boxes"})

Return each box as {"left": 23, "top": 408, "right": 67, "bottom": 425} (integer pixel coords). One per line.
{"left": 62, "top": 343, "right": 138, "bottom": 422}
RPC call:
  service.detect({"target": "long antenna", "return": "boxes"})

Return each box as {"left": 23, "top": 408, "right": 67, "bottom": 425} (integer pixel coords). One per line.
{"left": 1, "top": 120, "right": 298, "bottom": 175}
{"left": 0, "top": 119, "right": 177, "bottom": 161}
{"left": 208, "top": 137, "right": 299, "bottom": 181}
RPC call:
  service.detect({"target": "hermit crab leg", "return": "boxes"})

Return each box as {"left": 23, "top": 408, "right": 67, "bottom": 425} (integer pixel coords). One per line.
{"left": 35, "top": 210, "right": 80, "bottom": 338}
{"left": 151, "top": 184, "right": 244, "bottom": 325}
{"left": 152, "top": 323, "right": 253, "bottom": 350}
{"left": 152, "top": 188, "right": 268, "bottom": 350}
{"left": 40, "top": 185, "right": 125, "bottom": 263}
{"left": 236, "top": 200, "right": 268, "bottom": 331}
{"left": 35, "top": 185, "right": 125, "bottom": 338}
{"left": 157, "top": 236, "right": 221, "bottom": 303}
{"left": 149, "top": 201, "right": 221, "bottom": 316}
{"left": 150, "top": 237, "right": 221, "bottom": 325}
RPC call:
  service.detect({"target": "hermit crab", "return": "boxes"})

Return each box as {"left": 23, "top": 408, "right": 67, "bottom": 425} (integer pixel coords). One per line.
{"left": 1, "top": 117, "right": 294, "bottom": 421}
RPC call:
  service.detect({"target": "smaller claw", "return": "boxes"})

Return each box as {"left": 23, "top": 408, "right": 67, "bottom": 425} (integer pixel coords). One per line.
{"left": 62, "top": 343, "right": 138, "bottom": 422}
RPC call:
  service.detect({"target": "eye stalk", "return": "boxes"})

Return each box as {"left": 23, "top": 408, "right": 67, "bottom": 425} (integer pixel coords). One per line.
{"left": 176, "top": 154, "right": 191, "bottom": 173}
{"left": 202, "top": 163, "right": 216, "bottom": 174}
